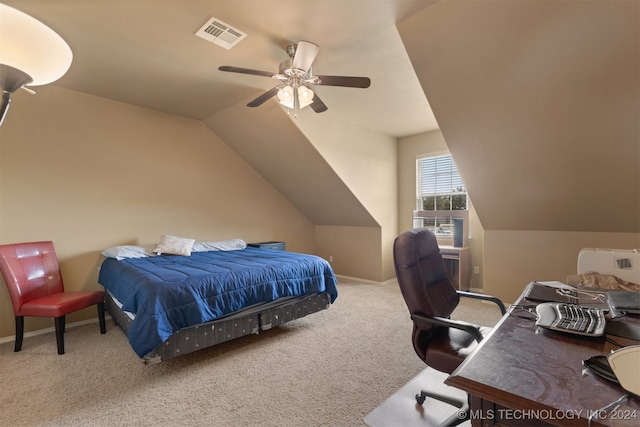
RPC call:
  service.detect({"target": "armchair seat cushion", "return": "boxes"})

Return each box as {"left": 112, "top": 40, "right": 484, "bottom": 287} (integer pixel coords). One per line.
{"left": 424, "top": 324, "right": 493, "bottom": 373}
{"left": 19, "top": 290, "right": 105, "bottom": 318}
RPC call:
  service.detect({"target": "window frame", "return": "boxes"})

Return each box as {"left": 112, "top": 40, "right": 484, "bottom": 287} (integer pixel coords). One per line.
{"left": 416, "top": 153, "right": 467, "bottom": 211}
{"left": 414, "top": 153, "right": 468, "bottom": 245}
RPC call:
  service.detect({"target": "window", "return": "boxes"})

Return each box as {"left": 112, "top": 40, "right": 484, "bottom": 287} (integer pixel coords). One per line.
{"left": 417, "top": 154, "right": 467, "bottom": 211}
{"left": 414, "top": 154, "right": 467, "bottom": 238}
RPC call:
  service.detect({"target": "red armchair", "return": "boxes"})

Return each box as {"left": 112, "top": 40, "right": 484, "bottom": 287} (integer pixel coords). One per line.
{"left": 0, "top": 241, "right": 105, "bottom": 354}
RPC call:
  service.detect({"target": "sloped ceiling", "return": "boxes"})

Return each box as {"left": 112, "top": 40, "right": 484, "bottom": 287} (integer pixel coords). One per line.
{"left": 2, "top": 0, "right": 438, "bottom": 138}
{"left": 2, "top": 0, "right": 438, "bottom": 231}
{"left": 3, "top": 1, "right": 638, "bottom": 234}
{"left": 399, "top": 0, "right": 640, "bottom": 233}
{"left": 204, "top": 97, "right": 378, "bottom": 226}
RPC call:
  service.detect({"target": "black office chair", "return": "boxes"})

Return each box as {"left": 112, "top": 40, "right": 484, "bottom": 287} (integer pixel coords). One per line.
{"left": 393, "top": 228, "right": 506, "bottom": 427}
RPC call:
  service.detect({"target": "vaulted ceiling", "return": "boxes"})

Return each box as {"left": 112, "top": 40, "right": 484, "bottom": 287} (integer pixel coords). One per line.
{"left": 3, "top": 1, "right": 639, "bottom": 234}
{"left": 4, "top": 0, "right": 439, "bottom": 138}
{"left": 399, "top": 0, "right": 639, "bottom": 233}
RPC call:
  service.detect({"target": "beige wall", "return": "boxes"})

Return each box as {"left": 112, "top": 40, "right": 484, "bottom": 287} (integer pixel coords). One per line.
{"left": 0, "top": 86, "right": 317, "bottom": 339}
{"left": 484, "top": 231, "right": 640, "bottom": 304}
{"left": 3, "top": 45, "right": 637, "bottom": 342}
{"left": 294, "top": 113, "right": 398, "bottom": 281}
{"left": 398, "top": 130, "right": 640, "bottom": 301}
{"left": 398, "top": 1, "right": 640, "bottom": 302}
{"left": 397, "top": 130, "right": 448, "bottom": 232}
{"left": 314, "top": 225, "right": 381, "bottom": 281}
{"left": 399, "top": 1, "right": 639, "bottom": 235}
{"left": 398, "top": 130, "right": 486, "bottom": 290}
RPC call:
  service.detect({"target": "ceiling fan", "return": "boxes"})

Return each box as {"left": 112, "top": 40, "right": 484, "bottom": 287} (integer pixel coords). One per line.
{"left": 219, "top": 41, "right": 371, "bottom": 114}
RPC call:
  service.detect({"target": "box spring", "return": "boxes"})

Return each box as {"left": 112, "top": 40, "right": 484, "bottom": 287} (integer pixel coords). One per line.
{"left": 105, "top": 290, "right": 331, "bottom": 365}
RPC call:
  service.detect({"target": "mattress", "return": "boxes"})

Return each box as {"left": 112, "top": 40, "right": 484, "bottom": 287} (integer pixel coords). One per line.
{"left": 98, "top": 247, "right": 338, "bottom": 357}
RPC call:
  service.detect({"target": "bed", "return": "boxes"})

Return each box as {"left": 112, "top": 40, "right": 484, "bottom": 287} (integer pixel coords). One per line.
{"left": 98, "top": 243, "right": 338, "bottom": 364}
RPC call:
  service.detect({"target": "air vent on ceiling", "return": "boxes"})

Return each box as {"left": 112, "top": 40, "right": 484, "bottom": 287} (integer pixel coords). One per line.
{"left": 195, "top": 17, "right": 246, "bottom": 50}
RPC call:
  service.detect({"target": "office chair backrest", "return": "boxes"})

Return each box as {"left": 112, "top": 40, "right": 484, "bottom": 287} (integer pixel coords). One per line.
{"left": 0, "top": 241, "right": 64, "bottom": 315}
{"left": 394, "top": 229, "right": 460, "bottom": 342}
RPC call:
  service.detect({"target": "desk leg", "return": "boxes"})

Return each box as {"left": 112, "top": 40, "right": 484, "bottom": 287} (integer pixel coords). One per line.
{"left": 469, "top": 395, "right": 494, "bottom": 427}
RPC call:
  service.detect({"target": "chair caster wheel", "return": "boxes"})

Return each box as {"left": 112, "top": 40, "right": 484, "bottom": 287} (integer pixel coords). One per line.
{"left": 415, "top": 393, "right": 426, "bottom": 405}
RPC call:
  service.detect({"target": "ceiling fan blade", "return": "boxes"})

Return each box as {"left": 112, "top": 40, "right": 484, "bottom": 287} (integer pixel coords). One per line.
{"left": 291, "top": 41, "right": 319, "bottom": 73}
{"left": 310, "top": 94, "right": 328, "bottom": 113}
{"left": 219, "top": 65, "right": 274, "bottom": 78}
{"left": 314, "top": 75, "right": 371, "bottom": 88}
{"left": 247, "top": 86, "right": 280, "bottom": 107}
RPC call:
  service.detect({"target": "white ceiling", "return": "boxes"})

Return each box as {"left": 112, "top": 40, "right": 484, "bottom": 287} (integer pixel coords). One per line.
{"left": 5, "top": 0, "right": 440, "bottom": 138}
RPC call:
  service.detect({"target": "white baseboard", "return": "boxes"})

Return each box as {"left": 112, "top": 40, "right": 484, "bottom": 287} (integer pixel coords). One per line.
{"left": 335, "top": 274, "right": 387, "bottom": 285}
{"left": 336, "top": 275, "right": 486, "bottom": 294}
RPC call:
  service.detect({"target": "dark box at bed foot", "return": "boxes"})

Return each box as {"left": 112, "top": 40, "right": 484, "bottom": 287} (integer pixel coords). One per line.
{"left": 247, "top": 241, "right": 286, "bottom": 251}
{"left": 260, "top": 293, "right": 331, "bottom": 329}
{"left": 105, "top": 291, "right": 132, "bottom": 332}
{"left": 143, "top": 315, "right": 261, "bottom": 364}
{"left": 141, "top": 293, "right": 330, "bottom": 364}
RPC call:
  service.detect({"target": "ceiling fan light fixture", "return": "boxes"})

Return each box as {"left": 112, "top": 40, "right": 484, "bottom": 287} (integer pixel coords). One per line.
{"left": 297, "top": 86, "right": 314, "bottom": 108}
{"left": 277, "top": 85, "right": 315, "bottom": 112}
{"left": 219, "top": 39, "right": 370, "bottom": 115}
{"left": 277, "top": 85, "right": 295, "bottom": 109}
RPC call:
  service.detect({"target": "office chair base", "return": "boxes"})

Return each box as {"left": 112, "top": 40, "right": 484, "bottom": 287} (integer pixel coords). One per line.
{"left": 415, "top": 390, "right": 469, "bottom": 427}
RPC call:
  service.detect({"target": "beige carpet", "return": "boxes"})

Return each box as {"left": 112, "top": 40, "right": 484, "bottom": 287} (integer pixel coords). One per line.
{"left": 0, "top": 279, "right": 501, "bottom": 427}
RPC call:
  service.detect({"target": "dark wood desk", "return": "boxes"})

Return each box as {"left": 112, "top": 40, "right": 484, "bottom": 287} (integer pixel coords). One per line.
{"left": 446, "top": 288, "right": 640, "bottom": 427}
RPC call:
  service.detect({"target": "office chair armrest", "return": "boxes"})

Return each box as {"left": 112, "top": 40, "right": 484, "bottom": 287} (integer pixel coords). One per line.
{"left": 457, "top": 291, "right": 507, "bottom": 315}
{"left": 411, "top": 313, "right": 485, "bottom": 343}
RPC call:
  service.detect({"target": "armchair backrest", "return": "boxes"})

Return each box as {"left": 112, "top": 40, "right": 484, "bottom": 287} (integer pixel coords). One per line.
{"left": 0, "top": 241, "right": 64, "bottom": 315}
{"left": 393, "top": 228, "right": 460, "bottom": 337}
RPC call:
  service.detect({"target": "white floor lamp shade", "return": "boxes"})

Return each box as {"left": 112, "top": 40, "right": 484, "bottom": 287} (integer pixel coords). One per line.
{"left": 0, "top": 3, "right": 73, "bottom": 125}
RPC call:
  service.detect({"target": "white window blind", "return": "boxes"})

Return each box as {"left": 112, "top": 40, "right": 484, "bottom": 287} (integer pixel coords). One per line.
{"left": 417, "top": 155, "right": 466, "bottom": 210}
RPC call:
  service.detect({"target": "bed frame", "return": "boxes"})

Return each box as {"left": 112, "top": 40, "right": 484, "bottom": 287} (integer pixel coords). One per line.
{"left": 105, "top": 290, "right": 332, "bottom": 365}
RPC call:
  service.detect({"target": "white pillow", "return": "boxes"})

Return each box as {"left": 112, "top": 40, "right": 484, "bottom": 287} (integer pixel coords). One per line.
{"left": 153, "top": 235, "right": 195, "bottom": 256}
{"left": 192, "top": 239, "right": 247, "bottom": 252}
{"left": 102, "top": 245, "right": 151, "bottom": 261}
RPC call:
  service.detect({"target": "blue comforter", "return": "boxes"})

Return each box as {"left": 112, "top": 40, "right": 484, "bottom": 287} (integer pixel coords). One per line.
{"left": 98, "top": 247, "right": 338, "bottom": 357}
